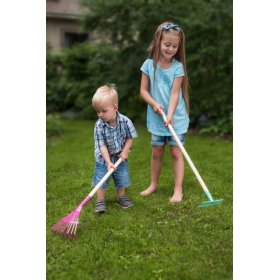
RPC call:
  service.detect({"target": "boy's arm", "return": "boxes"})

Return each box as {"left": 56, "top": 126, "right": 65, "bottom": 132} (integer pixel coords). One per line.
{"left": 95, "top": 125, "right": 115, "bottom": 170}
{"left": 100, "top": 145, "right": 115, "bottom": 170}
{"left": 119, "top": 138, "right": 133, "bottom": 160}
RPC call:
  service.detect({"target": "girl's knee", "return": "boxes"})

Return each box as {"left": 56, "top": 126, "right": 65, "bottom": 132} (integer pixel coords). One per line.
{"left": 152, "top": 146, "right": 165, "bottom": 160}
{"left": 170, "top": 147, "right": 182, "bottom": 160}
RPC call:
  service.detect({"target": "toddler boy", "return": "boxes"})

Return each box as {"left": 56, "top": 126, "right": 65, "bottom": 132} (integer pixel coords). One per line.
{"left": 92, "top": 84, "right": 138, "bottom": 213}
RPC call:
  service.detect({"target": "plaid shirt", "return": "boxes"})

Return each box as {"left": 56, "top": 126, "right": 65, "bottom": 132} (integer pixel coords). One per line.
{"left": 94, "top": 112, "right": 138, "bottom": 165}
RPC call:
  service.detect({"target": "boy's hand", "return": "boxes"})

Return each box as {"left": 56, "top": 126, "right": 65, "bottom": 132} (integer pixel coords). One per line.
{"left": 107, "top": 162, "right": 116, "bottom": 171}
{"left": 119, "top": 151, "right": 129, "bottom": 161}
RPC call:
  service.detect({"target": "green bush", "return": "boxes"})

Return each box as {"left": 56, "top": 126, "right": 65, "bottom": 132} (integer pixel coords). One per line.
{"left": 47, "top": 43, "right": 121, "bottom": 114}
{"left": 46, "top": 44, "right": 66, "bottom": 113}
{"left": 81, "top": 0, "right": 232, "bottom": 132}
{"left": 47, "top": 0, "right": 232, "bottom": 134}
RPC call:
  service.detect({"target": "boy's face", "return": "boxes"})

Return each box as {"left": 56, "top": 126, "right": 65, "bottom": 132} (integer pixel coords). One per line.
{"left": 96, "top": 104, "right": 118, "bottom": 124}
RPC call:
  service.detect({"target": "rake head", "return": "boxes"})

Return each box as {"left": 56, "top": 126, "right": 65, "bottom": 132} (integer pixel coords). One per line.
{"left": 198, "top": 198, "right": 223, "bottom": 208}
{"left": 51, "top": 209, "right": 81, "bottom": 239}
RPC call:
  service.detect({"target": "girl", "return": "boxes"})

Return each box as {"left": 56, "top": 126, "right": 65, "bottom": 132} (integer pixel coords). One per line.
{"left": 139, "top": 22, "right": 190, "bottom": 203}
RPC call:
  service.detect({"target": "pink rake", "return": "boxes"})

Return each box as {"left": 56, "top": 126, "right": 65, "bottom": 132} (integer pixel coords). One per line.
{"left": 51, "top": 157, "right": 123, "bottom": 239}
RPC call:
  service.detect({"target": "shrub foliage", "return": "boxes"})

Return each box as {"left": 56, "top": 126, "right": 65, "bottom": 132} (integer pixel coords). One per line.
{"left": 46, "top": 0, "right": 232, "bottom": 134}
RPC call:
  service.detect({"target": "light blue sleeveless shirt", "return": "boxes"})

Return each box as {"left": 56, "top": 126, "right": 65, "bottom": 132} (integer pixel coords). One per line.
{"left": 140, "top": 58, "right": 189, "bottom": 136}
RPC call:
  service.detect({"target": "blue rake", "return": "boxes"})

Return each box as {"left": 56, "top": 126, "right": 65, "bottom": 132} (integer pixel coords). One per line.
{"left": 161, "top": 111, "right": 223, "bottom": 208}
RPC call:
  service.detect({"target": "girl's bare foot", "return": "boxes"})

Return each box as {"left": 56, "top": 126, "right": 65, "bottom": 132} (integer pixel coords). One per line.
{"left": 140, "top": 186, "right": 157, "bottom": 197}
{"left": 170, "top": 190, "right": 183, "bottom": 203}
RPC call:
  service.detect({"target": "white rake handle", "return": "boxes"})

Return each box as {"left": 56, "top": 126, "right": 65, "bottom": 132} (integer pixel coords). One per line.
{"left": 89, "top": 157, "right": 123, "bottom": 198}
{"left": 75, "top": 157, "right": 124, "bottom": 213}
{"left": 161, "top": 111, "right": 214, "bottom": 201}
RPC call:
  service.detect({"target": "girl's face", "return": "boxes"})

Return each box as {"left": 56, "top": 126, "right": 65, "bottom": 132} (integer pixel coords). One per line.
{"left": 160, "top": 32, "right": 180, "bottom": 61}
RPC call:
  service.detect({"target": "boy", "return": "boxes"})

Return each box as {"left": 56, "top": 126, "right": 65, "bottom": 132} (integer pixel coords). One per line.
{"left": 92, "top": 84, "right": 138, "bottom": 213}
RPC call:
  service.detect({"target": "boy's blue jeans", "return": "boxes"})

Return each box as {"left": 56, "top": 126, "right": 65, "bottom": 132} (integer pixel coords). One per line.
{"left": 92, "top": 156, "right": 130, "bottom": 189}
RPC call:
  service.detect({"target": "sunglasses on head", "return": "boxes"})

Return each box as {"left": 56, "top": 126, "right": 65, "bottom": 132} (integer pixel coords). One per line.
{"left": 162, "top": 24, "right": 180, "bottom": 31}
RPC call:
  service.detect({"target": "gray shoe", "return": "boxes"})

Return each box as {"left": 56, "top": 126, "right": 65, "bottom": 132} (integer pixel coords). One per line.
{"left": 95, "top": 199, "right": 106, "bottom": 213}
{"left": 116, "top": 196, "right": 133, "bottom": 209}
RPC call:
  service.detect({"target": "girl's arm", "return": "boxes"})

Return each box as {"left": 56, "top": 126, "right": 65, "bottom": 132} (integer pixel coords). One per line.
{"left": 166, "top": 77, "right": 183, "bottom": 126}
{"left": 100, "top": 145, "right": 115, "bottom": 170}
{"left": 140, "top": 73, "right": 164, "bottom": 115}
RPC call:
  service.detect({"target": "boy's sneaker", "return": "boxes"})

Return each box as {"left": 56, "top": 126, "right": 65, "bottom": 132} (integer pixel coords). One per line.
{"left": 116, "top": 196, "right": 133, "bottom": 209}
{"left": 95, "top": 199, "right": 106, "bottom": 213}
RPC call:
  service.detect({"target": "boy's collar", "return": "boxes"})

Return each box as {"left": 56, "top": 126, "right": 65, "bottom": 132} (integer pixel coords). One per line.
{"left": 100, "top": 111, "right": 121, "bottom": 127}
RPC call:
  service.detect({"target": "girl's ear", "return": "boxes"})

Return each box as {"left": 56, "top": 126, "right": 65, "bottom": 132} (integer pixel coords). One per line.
{"left": 114, "top": 103, "right": 119, "bottom": 111}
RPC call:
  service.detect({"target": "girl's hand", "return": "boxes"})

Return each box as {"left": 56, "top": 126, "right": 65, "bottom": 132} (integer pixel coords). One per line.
{"left": 153, "top": 103, "right": 164, "bottom": 115}
{"left": 164, "top": 114, "right": 174, "bottom": 127}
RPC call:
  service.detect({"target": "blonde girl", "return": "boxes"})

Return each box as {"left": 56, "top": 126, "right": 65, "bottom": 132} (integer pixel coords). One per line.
{"left": 140, "top": 22, "right": 189, "bottom": 202}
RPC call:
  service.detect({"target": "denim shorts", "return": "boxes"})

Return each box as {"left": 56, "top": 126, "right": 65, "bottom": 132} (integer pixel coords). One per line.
{"left": 151, "top": 134, "right": 185, "bottom": 146}
{"left": 92, "top": 156, "right": 130, "bottom": 190}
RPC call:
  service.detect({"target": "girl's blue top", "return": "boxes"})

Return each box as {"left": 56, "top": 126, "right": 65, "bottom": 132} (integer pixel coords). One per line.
{"left": 140, "top": 58, "right": 189, "bottom": 136}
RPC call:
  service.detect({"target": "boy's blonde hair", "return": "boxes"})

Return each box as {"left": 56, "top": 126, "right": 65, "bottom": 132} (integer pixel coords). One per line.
{"left": 92, "top": 84, "right": 118, "bottom": 110}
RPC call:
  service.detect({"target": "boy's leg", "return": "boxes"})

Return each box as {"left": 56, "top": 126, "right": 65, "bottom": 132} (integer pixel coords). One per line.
{"left": 95, "top": 189, "right": 107, "bottom": 213}
{"left": 140, "top": 145, "right": 165, "bottom": 196}
{"left": 116, "top": 188, "right": 133, "bottom": 208}
{"left": 116, "top": 188, "right": 125, "bottom": 198}
{"left": 113, "top": 160, "right": 133, "bottom": 208}
{"left": 170, "top": 145, "right": 184, "bottom": 203}
{"left": 97, "top": 189, "right": 106, "bottom": 200}
{"left": 93, "top": 163, "right": 110, "bottom": 213}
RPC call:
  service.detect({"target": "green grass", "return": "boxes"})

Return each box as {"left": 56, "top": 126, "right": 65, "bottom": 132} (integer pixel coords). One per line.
{"left": 47, "top": 119, "right": 232, "bottom": 280}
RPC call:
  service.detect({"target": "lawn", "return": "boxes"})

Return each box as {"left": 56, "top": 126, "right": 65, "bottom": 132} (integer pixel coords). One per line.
{"left": 47, "top": 119, "right": 232, "bottom": 280}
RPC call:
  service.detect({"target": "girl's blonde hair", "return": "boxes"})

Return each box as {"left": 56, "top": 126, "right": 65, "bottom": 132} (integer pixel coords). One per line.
{"left": 92, "top": 83, "right": 118, "bottom": 110}
{"left": 148, "top": 22, "right": 189, "bottom": 113}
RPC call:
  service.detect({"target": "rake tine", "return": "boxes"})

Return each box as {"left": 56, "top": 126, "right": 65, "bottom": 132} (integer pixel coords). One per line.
{"left": 68, "top": 224, "right": 74, "bottom": 236}
{"left": 65, "top": 225, "right": 71, "bottom": 236}
{"left": 60, "top": 216, "right": 78, "bottom": 238}
{"left": 59, "top": 224, "right": 68, "bottom": 235}
{"left": 66, "top": 224, "right": 72, "bottom": 235}
{"left": 52, "top": 221, "right": 61, "bottom": 230}
{"left": 66, "top": 224, "right": 76, "bottom": 239}
{"left": 68, "top": 222, "right": 76, "bottom": 235}
{"left": 52, "top": 224, "right": 59, "bottom": 232}
{"left": 57, "top": 222, "right": 65, "bottom": 230}
{"left": 57, "top": 226, "right": 64, "bottom": 235}
{"left": 52, "top": 222, "right": 63, "bottom": 232}
{"left": 73, "top": 223, "right": 78, "bottom": 236}
{"left": 71, "top": 220, "right": 78, "bottom": 235}
{"left": 51, "top": 225, "right": 57, "bottom": 231}
{"left": 72, "top": 220, "right": 79, "bottom": 237}
{"left": 51, "top": 224, "right": 58, "bottom": 231}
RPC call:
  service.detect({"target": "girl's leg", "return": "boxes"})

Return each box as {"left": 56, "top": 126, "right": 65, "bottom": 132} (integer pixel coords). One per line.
{"left": 170, "top": 146, "right": 184, "bottom": 202}
{"left": 140, "top": 146, "right": 165, "bottom": 196}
